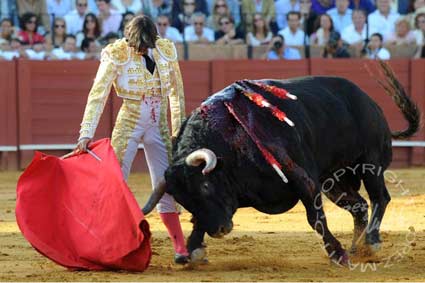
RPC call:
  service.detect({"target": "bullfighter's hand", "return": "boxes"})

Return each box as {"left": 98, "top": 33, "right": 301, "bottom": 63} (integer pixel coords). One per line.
{"left": 75, "top": 138, "right": 92, "bottom": 154}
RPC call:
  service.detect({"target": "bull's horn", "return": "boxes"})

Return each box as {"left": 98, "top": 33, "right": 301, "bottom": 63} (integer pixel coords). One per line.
{"left": 142, "top": 178, "right": 166, "bottom": 215}
{"left": 185, "top": 148, "right": 217, "bottom": 175}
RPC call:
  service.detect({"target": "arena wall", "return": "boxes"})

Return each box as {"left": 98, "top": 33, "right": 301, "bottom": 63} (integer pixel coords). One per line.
{"left": 0, "top": 59, "right": 424, "bottom": 171}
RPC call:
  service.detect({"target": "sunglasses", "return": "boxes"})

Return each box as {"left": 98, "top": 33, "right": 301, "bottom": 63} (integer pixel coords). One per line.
{"left": 77, "top": 3, "right": 88, "bottom": 6}
{"left": 215, "top": 4, "right": 226, "bottom": 8}
{"left": 184, "top": 2, "right": 195, "bottom": 6}
{"left": 254, "top": 18, "right": 263, "bottom": 22}
{"left": 220, "top": 21, "right": 230, "bottom": 25}
{"left": 157, "top": 22, "right": 168, "bottom": 26}
{"left": 27, "top": 20, "right": 37, "bottom": 24}
{"left": 194, "top": 22, "right": 204, "bottom": 25}
{"left": 55, "top": 24, "right": 65, "bottom": 28}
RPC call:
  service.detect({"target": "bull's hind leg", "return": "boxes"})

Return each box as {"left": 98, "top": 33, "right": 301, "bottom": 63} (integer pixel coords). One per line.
{"left": 321, "top": 173, "right": 369, "bottom": 254}
{"left": 362, "top": 172, "right": 391, "bottom": 251}
{"left": 291, "top": 174, "right": 349, "bottom": 265}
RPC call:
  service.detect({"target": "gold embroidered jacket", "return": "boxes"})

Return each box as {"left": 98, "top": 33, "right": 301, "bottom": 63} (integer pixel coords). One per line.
{"left": 79, "top": 38, "right": 185, "bottom": 143}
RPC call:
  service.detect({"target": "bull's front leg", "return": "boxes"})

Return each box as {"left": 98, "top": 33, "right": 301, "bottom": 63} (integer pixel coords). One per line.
{"left": 187, "top": 220, "right": 207, "bottom": 264}
{"left": 292, "top": 174, "right": 349, "bottom": 266}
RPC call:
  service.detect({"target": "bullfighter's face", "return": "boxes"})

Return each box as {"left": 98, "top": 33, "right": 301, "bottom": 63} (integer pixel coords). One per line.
{"left": 165, "top": 161, "right": 236, "bottom": 238}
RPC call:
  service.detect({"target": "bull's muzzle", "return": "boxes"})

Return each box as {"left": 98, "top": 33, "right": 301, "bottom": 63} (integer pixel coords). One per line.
{"left": 210, "top": 221, "right": 233, "bottom": 238}
{"left": 185, "top": 148, "right": 217, "bottom": 175}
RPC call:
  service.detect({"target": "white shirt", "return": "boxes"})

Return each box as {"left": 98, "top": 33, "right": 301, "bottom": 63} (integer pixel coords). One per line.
{"left": 278, "top": 27, "right": 307, "bottom": 46}
{"left": 98, "top": 9, "right": 122, "bottom": 36}
{"left": 247, "top": 31, "right": 273, "bottom": 46}
{"left": 414, "top": 30, "right": 424, "bottom": 46}
{"left": 275, "top": 0, "right": 300, "bottom": 30}
{"left": 184, "top": 26, "right": 215, "bottom": 42}
{"left": 341, "top": 24, "right": 370, "bottom": 45}
{"left": 368, "top": 48, "right": 391, "bottom": 60}
{"left": 64, "top": 10, "right": 87, "bottom": 35}
{"left": 0, "top": 50, "right": 19, "bottom": 60}
{"left": 51, "top": 48, "right": 84, "bottom": 60}
{"left": 327, "top": 8, "right": 353, "bottom": 33}
{"left": 161, "top": 26, "right": 183, "bottom": 43}
{"left": 367, "top": 10, "right": 400, "bottom": 40}
{"left": 47, "top": 0, "right": 73, "bottom": 19}
{"left": 110, "top": 0, "right": 142, "bottom": 14}
{"left": 26, "top": 49, "right": 46, "bottom": 60}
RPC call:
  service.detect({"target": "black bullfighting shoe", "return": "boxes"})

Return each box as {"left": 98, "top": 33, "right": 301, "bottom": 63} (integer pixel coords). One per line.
{"left": 174, "top": 253, "right": 190, "bottom": 265}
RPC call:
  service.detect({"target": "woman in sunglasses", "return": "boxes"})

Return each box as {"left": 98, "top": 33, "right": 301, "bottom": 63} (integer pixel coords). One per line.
{"left": 17, "top": 12, "right": 45, "bottom": 46}
{"left": 51, "top": 18, "right": 68, "bottom": 48}
{"left": 215, "top": 15, "right": 244, "bottom": 44}
{"left": 207, "top": 0, "right": 231, "bottom": 30}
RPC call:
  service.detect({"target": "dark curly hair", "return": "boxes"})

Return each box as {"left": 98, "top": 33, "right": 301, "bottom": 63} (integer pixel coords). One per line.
{"left": 125, "top": 15, "right": 158, "bottom": 53}
{"left": 20, "top": 12, "right": 38, "bottom": 32}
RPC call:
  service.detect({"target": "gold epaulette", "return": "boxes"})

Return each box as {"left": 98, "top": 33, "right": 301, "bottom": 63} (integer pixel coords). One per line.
{"left": 102, "top": 38, "right": 131, "bottom": 65}
{"left": 155, "top": 38, "right": 178, "bottom": 61}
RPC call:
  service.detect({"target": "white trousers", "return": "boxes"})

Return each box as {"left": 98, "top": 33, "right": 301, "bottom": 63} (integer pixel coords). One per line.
{"left": 120, "top": 97, "right": 178, "bottom": 213}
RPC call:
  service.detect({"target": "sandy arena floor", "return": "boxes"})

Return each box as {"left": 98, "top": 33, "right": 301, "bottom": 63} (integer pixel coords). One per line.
{"left": 1, "top": 168, "right": 425, "bottom": 281}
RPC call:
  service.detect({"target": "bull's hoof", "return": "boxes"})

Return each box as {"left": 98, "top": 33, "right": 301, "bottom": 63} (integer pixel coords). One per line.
{"left": 174, "top": 253, "right": 190, "bottom": 265}
{"left": 190, "top": 248, "right": 208, "bottom": 264}
{"left": 330, "top": 251, "right": 350, "bottom": 267}
{"left": 369, "top": 242, "right": 381, "bottom": 252}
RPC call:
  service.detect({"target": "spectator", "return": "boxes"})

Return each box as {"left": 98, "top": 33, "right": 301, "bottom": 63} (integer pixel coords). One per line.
{"left": 184, "top": 12, "right": 214, "bottom": 42}
{"left": 80, "top": 36, "right": 99, "bottom": 59}
{"left": 172, "top": 0, "right": 209, "bottom": 32}
{"left": 349, "top": 0, "right": 375, "bottom": 15}
{"left": 310, "top": 13, "right": 334, "bottom": 45}
{"left": 407, "top": 0, "right": 425, "bottom": 27}
{"left": 300, "top": 0, "right": 318, "bottom": 36}
{"left": 96, "top": 0, "right": 122, "bottom": 36}
{"left": 414, "top": 44, "right": 425, "bottom": 57}
{"left": 327, "top": 0, "right": 352, "bottom": 32}
{"left": 1, "top": 1, "right": 19, "bottom": 25}
{"left": 241, "top": 0, "right": 276, "bottom": 33}
{"left": 76, "top": 13, "right": 101, "bottom": 47}
{"left": 47, "top": 0, "right": 73, "bottom": 25}
{"left": 278, "top": 11, "right": 307, "bottom": 46}
{"left": 64, "top": 0, "right": 89, "bottom": 35}
{"left": 118, "top": 11, "right": 135, "bottom": 37}
{"left": 71, "top": 0, "right": 98, "bottom": 13}
{"left": 385, "top": 17, "right": 416, "bottom": 45}
{"left": 17, "top": 12, "right": 45, "bottom": 46}
{"left": 51, "top": 34, "right": 84, "bottom": 59}
{"left": 1, "top": 18, "right": 16, "bottom": 42}
{"left": 215, "top": 16, "right": 244, "bottom": 44}
{"left": 17, "top": 0, "right": 51, "bottom": 33}
{"left": 51, "top": 17, "right": 67, "bottom": 47}
{"left": 142, "top": 0, "right": 173, "bottom": 21}
{"left": 263, "top": 34, "right": 301, "bottom": 59}
{"left": 102, "top": 31, "right": 119, "bottom": 44}
{"left": 414, "top": 12, "right": 425, "bottom": 45}
{"left": 342, "top": 9, "right": 370, "bottom": 45}
{"left": 275, "top": 0, "right": 301, "bottom": 30}
{"left": 246, "top": 12, "right": 273, "bottom": 46}
{"left": 156, "top": 15, "right": 183, "bottom": 42}
{"left": 207, "top": 0, "right": 231, "bottom": 30}
{"left": 368, "top": 0, "right": 400, "bottom": 39}
{"left": 25, "top": 42, "right": 48, "bottom": 59}
{"left": 323, "top": 30, "right": 351, "bottom": 57}
{"left": 0, "top": 37, "right": 26, "bottom": 59}
{"left": 110, "top": 0, "right": 142, "bottom": 14}
{"left": 364, "top": 32, "right": 391, "bottom": 59}
{"left": 311, "top": 0, "right": 334, "bottom": 14}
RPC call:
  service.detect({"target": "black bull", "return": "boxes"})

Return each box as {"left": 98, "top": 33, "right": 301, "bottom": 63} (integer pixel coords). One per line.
{"left": 142, "top": 62, "right": 420, "bottom": 265}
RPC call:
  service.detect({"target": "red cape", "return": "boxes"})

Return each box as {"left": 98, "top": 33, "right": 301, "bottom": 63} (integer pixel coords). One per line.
{"left": 16, "top": 139, "right": 152, "bottom": 271}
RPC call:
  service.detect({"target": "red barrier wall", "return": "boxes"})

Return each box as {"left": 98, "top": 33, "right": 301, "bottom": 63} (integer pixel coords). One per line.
{"left": 0, "top": 61, "right": 18, "bottom": 170}
{"left": 0, "top": 59, "right": 423, "bottom": 170}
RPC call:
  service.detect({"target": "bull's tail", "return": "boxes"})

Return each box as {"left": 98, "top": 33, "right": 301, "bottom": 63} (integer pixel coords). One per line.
{"left": 376, "top": 60, "right": 421, "bottom": 139}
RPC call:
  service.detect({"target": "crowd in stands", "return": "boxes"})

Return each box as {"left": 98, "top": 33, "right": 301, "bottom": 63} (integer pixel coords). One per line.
{"left": 0, "top": 0, "right": 424, "bottom": 60}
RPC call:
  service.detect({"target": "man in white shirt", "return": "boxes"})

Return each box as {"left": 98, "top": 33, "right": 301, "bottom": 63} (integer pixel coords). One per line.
{"left": 184, "top": 12, "right": 214, "bottom": 43}
{"left": 64, "top": 0, "right": 89, "bottom": 35}
{"left": 96, "top": 0, "right": 122, "bottom": 36}
{"left": 47, "top": 0, "right": 73, "bottom": 20}
{"left": 327, "top": 0, "right": 352, "bottom": 33}
{"left": 366, "top": 32, "right": 391, "bottom": 60}
{"left": 156, "top": 15, "right": 183, "bottom": 43}
{"left": 51, "top": 34, "right": 85, "bottom": 60}
{"left": 275, "top": 0, "right": 300, "bottom": 30}
{"left": 368, "top": 0, "right": 400, "bottom": 40}
{"left": 278, "top": 11, "right": 307, "bottom": 46}
{"left": 342, "top": 9, "right": 370, "bottom": 45}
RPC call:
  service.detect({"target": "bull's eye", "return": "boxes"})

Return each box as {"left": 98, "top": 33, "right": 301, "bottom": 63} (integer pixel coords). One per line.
{"left": 200, "top": 182, "right": 212, "bottom": 196}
